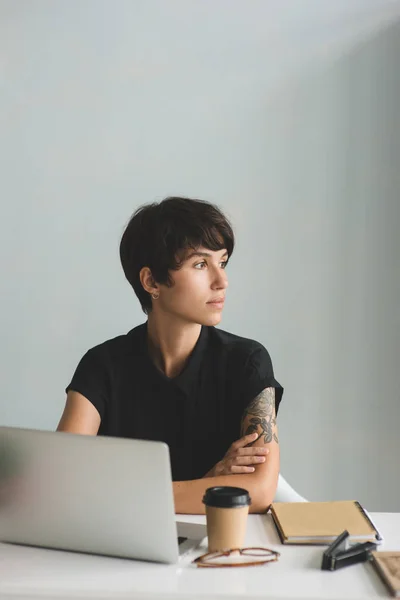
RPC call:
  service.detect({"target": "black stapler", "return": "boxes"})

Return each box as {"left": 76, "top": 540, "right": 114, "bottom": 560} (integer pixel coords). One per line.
{"left": 321, "top": 530, "right": 378, "bottom": 571}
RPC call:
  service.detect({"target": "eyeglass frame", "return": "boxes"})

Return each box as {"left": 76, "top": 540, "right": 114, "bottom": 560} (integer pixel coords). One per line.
{"left": 193, "top": 546, "right": 280, "bottom": 568}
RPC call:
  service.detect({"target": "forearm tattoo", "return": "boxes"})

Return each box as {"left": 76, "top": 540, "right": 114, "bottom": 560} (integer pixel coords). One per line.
{"left": 240, "top": 387, "right": 279, "bottom": 444}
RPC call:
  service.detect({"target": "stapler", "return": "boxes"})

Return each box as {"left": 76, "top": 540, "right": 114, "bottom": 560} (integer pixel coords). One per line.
{"left": 321, "top": 530, "right": 378, "bottom": 571}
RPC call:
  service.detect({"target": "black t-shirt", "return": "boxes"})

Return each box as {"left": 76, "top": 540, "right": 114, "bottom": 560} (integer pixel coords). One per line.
{"left": 66, "top": 323, "right": 283, "bottom": 481}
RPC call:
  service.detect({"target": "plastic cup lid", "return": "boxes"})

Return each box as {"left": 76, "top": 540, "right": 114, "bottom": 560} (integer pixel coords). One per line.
{"left": 202, "top": 486, "right": 251, "bottom": 508}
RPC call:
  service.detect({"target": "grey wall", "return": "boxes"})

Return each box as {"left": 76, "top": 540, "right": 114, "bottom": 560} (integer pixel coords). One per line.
{"left": 1, "top": 1, "right": 399, "bottom": 511}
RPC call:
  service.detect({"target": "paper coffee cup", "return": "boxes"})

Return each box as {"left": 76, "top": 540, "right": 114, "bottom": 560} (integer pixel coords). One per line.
{"left": 202, "top": 486, "right": 251, "bottom": 552}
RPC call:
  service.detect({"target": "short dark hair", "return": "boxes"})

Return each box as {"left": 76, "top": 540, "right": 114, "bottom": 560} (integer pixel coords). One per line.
{"left": 120, "top": 196, "right": 235, "bottom": 314}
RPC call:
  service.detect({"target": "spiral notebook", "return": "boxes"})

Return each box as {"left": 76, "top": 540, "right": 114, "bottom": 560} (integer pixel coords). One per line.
{"left": 270, "top": 500, "right": 383, "bottom": 545}
{"left": 370, "top": 552, "right": 400, "bottom": 597}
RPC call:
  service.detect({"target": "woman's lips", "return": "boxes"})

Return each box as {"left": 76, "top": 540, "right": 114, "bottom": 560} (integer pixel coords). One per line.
{"left": 207, "top": 300, "right": 225, "bottom": 309}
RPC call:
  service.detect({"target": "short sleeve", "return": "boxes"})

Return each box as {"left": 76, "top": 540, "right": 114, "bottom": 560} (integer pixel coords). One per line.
{"left": 65, "top": 348, "right": 109, "bottom": 419}
{"left": 241, "top": 344, "right": 284, "bottom": 416}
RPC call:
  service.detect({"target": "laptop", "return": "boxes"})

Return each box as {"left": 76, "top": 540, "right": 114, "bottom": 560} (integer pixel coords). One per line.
{"left": 0, "top": 426, "right": 206, "bottom": 564}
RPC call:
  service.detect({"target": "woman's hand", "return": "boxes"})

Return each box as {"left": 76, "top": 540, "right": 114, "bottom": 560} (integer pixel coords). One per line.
{"left": 206, "top": 432, "right": 269, "bottom": 477}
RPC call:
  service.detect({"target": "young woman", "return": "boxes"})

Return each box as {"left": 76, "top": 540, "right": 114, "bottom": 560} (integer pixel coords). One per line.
{"left": 57, "top": 197, "right": 283, "bottom": 513}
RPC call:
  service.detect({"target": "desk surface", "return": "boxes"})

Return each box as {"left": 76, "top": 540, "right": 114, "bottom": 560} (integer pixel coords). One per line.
{"left": 1, "top": 512, "right": 399, "bottom": 600}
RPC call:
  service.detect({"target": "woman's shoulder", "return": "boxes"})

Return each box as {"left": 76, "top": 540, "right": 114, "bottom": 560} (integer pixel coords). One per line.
{"left": 81, "top": 323, "right": 146, "bottom": 364}
{"left": 207, "top": 326, "right": 268, "bottom": 358}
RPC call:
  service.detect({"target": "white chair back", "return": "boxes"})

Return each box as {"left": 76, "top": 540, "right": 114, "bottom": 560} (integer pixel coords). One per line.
{"left": 274, "top": 473, "right": 307, "bottom": 503}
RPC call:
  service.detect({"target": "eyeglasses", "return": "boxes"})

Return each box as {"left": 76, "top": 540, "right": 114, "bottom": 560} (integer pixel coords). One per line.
{"left": 193, "top": 547, "right": 280, "bottom": 568}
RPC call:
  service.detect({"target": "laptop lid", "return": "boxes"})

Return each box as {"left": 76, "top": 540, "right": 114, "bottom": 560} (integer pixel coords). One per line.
{"left": 0, "top": 426, "right": 179, "bottom": 563}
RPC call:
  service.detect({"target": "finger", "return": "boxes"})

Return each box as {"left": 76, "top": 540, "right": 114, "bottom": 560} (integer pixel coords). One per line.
{"left": 232, "top": 455, "right": 266, "bottom": 466}
{"left": 230, "top": 465, "right": 255, "bottom": 474}
{"left": 234, "top": 447, "right": 269, "bottom": 457}
{"left": 231, "top": 432, "right": 259, "bottom": 450}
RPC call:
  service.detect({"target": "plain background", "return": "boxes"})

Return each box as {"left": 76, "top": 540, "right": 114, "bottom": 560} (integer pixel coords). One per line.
{"left": 1, "top": 1, "right": 399, "bottom": 511}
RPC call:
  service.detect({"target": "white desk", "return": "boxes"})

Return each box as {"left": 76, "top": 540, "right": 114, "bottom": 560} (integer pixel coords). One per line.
{"left": 0, "top": 512, "right": 399, "bottom": 600}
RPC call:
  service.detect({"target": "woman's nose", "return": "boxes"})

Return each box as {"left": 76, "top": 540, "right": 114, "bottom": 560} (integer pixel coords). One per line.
{"left": 212, "top": 268, "right": 228, "bottom": 290}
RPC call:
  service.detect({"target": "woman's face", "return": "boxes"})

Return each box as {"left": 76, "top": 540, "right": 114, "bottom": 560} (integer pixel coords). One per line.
{"left": 156, "top": 247, "right": 229, "bottom": 326}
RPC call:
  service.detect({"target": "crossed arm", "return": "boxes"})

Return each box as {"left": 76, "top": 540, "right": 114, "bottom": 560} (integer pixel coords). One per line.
{"left": 58, "top": 387, "right": 279, "bottom": 514}
{"left": 173, "top": 387, "right": 280, "bottom": 514}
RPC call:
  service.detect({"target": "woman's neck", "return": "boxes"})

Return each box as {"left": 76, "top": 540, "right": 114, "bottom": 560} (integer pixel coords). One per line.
{"left": 146, "top": 313, "right": 201, "bottom": 378}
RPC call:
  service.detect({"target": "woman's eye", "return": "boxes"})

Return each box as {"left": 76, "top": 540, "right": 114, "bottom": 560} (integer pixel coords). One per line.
{"left": 194, "top": 260, "right": 228, "bottom": 270}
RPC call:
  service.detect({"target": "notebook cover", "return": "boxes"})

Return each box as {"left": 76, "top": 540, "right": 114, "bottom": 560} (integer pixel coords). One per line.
{"left": 370, "top": 552, "right": 400, "bottom": 597}
{"left": 270, "top": 500, "right": 378, "bottom": 543}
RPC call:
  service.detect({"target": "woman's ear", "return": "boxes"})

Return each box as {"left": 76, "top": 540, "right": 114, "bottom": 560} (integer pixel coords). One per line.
{"left": 139, "top": 266, "right": 159, "bottom": 296}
